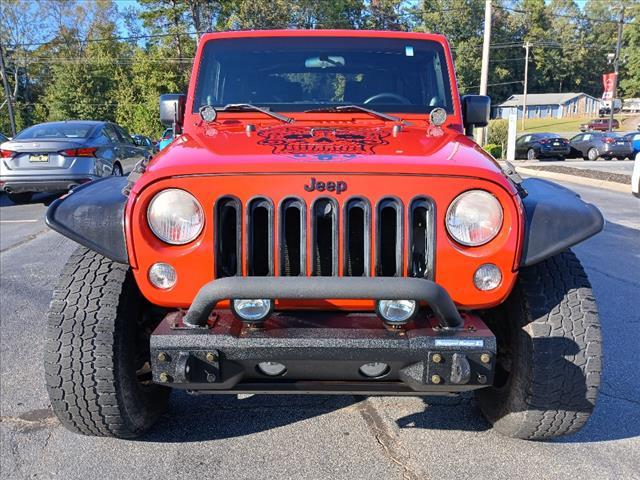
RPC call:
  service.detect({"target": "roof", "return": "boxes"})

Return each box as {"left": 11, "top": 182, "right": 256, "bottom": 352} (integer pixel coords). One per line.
{"left": 498, "top": 93, "right": 598, "bottom": 107}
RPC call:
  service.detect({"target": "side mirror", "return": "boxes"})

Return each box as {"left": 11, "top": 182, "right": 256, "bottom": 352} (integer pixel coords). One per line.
{"left": 159, "top": 94, "right": 186, "bottom": 133}
{"left": 461, "top": 95, "right": 491, "bottom": 135}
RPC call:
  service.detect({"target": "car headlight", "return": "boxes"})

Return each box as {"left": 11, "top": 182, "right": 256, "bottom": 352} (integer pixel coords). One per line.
{"left": 445, "top": 190, "right": 503, "bottom": 246}
{"left": 147, "top": 189, "right": 204, "bottom": 245}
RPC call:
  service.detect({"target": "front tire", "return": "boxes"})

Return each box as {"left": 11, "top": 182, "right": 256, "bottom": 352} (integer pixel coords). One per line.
{"left": 476, "top": 250, "right": 602, "bottom": 440}
{"left": 45, "top": 247, "right": 170, "bottom": 438}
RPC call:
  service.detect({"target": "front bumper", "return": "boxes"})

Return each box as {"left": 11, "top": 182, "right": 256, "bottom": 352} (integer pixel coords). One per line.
{"left": 0, "top": 174, "right": 99, "bottom": 193}
{"left": 150, "top": 276, "right": 496, "bottom": 394}
{"left": 151, "top": 311, "right": 496, "bottom": 394}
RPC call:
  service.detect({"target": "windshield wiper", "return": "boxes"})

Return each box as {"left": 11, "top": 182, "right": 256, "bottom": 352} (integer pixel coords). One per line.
{"left": 219, "top": 104, "right": 294, "bottom": 123}
{"left": 305, "top": 105, "right": 412, "bottom": 126}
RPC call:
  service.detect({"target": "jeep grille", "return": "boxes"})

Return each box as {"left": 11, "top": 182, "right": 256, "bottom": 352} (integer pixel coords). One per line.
{"left": 214, "top": 196, "right": 434, "bottom": 280}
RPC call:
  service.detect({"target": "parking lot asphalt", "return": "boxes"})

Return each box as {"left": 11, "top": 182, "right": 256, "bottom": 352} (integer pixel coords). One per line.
{"left": 1, "top": 183, "right": 639, "bottom": 480}
{"left": 516, "top": 157, "right": 635, "bottom": 176}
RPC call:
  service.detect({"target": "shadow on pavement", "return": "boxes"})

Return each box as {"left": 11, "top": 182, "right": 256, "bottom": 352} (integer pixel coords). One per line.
{"left": 141, "top": 393, "right": 363, "bottom": 442}
{"left": 0, "top": 192, "right": 61, "bottom": 207}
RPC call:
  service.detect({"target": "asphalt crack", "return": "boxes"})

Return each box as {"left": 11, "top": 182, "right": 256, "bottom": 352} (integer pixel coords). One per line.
{"left": 0, "top": 408, "right": 59, "bottom": 433}
{"left": 356, "top": 397, "right": 425, "bottom": 480}
{"left": 0, "top": 227, "right": 50, "bottom": 254}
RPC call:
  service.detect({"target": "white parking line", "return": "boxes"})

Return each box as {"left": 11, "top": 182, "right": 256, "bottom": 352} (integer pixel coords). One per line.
{"left": 0, "top": 219, "right": 39, "bottom": 223}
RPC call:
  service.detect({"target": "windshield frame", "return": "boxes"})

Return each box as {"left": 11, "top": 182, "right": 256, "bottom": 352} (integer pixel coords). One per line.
{"left": 186, "top": 31, "right": 461, "bottom": 128}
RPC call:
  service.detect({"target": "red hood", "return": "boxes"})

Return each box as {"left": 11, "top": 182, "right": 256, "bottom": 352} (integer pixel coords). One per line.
{"left": 137, "top": 122, "right": 514, "bottom": 194}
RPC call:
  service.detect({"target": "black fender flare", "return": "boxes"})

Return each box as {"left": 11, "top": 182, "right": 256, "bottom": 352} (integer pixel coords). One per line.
{"left": 519, "top": 178, "right": 604, "bottom": 267}
{"left": 46, "top": 176, "right": 130, "bottom": 264}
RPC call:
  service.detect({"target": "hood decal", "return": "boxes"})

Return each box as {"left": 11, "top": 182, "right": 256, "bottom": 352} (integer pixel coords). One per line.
{"left": 258, "top": 126, "right": 389, "bottom": 161}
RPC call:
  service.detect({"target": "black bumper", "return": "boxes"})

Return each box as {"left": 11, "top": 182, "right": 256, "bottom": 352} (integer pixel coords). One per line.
{"left": 150, "top": 311, "right": 496, "bottom": 395}
{"left": 1, "top": 175, "right": 98, "bottom": 193}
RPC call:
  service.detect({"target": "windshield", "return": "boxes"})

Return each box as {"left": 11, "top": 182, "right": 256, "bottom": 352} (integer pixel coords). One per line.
{"left": 194, "top": 37, "right": 453, "bottom": 114}
{"left": 15, "top": 123, "right": 94, "bottom": 140}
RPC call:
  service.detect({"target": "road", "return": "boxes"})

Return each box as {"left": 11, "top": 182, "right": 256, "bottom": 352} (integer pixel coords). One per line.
{"left": 1, "top": 182, "right": 639, "bottom": 480}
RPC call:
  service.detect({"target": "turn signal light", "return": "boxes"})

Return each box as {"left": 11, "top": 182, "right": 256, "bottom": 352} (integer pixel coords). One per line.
{"left": 60, "top": 148, "right": 98, "bottom": 157}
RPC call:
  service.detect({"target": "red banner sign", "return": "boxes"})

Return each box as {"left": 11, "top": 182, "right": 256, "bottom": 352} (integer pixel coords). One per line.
{"left": 602, "top": 72, "right": 617, "bottom": 100}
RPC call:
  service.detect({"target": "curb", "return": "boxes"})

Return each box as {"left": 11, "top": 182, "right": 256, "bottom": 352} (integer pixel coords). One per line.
{"left": 515, "top": 166, "right": 631, "bottom": 194}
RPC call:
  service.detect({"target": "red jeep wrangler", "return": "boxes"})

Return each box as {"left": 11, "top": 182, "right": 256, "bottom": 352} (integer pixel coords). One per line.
{"left": 45, "top": 30, "right": 604, "bottom": 440}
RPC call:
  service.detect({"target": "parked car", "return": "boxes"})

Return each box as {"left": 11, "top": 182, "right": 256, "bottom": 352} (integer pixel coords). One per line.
{"left": 598, "top": 107, "right": 621, "bottom": 117}
{"left": 0, "top": 120, "right": 150, "bottom": 203}
{"left": 633, "top": 152, "right": 640, "bottom": 197}
{"left": 580, "top": 118, "right": 619, "bottom": 132}
{"left": 515, "top": 133, "right": 571, "bottom": 160}
{"left": 45, "top": 30, "right": 604, "bottom": 441}
{"left": 158, "top": 128, "right": 174, "bottom": 150}
{"left": 569, "top": 132, "right": 634, "bottom": 161}
{"left": 622, "top": 131, "right": 640, "bottom": 156}
{"left": 132, "top": 134, "right": 159, "bottom": 155}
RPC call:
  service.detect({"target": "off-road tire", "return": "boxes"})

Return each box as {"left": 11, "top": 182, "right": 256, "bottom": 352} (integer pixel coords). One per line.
{"left": 7, "top": 192, "right": 32, "bottom": 204}
{"left": 476, "top": 250, "right": 602, "bottom": 440}
{"left": 45, "top": 247, "right": 170, "bottom": 438}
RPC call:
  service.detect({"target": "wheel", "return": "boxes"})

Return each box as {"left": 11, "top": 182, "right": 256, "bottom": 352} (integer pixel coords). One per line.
{"left": 526, "top": 148, "right": 537, "bottom": 160}
{"left": 45, "top": 247, "right": 170, "bottom": 438}
{"left": 7, "top": 192, "right": 32, "bottom": 204}
{"left": 111, "top": 163, "right": 123, "bottom": 176}
{"left": 476, "top": 250, "right": 602, "bottom": 440}
{"left": 587, "top": 148, "right": 599, "bottom": 161}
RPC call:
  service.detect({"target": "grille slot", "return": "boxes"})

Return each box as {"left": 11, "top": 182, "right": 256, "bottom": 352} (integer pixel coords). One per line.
{"left": 344, "top": 198, "right": 370, "bottom": 276}
{"left": 409, "top": 197, "right": 434, "bottom": 279}
{"left": 376, "top": 198, "right": 403, "bottom": 277}
{"left": 247, "top": 198, "right": 274, "bottom": 276}
{"left": 312, "top": 198, "right": 338, "bottom": 276}
{"left": 215, "top": 197, "right": 241, "bottom": 278}
{"left": 280, "top": 198, "right": 306, "bottom": 276}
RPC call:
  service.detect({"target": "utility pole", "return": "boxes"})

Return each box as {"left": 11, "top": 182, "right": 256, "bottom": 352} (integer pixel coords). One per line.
{"left": 478, "top": 0, "right": 492, "bottom": 146}
{"left": 521, "top": 41, "right": 531, "bottom": 132}
{"left": 0, "top": 41, "right": 16, "bottom": 137}
{"left": 608, "top": 7, "right": 624, "bottom": 132}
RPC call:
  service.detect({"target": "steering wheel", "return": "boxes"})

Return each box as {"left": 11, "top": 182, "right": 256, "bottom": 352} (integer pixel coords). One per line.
{"left": 363, "top": 92, "right": 411, "bottom": 105}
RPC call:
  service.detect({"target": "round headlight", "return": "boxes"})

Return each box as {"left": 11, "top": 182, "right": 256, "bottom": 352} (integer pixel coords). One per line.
{"left": 377, "top": 300, "right": 417, "bottom": 324}
{"left": 446, "top": 190, "right": 503, "bottom": 246}
{"left": 147, "top": 189, "right": 204, "bottom": 245}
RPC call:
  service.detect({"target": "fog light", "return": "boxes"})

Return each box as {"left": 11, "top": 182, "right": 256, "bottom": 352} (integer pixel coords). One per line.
{"left": 148, "top": 263, "right": 176, "bottom": 289}
{"left": 473, "top": 264, "right": 502, "bottom": 291}
{"left": 232, "top": 299, "right": 273, "bottom": 322}
{"left": 359, "top": 362, "right": 390, "bottom": 378}
{"left": 376, "top": 300, "right": 417, "bottom": 324}
{"left": 257, "top": 361, "right": 286, "bottom": 376}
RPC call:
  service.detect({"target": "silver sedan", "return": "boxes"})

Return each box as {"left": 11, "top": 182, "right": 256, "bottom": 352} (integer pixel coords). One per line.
{"left": 0, "top": 120, "right": 149, "bottom": 203}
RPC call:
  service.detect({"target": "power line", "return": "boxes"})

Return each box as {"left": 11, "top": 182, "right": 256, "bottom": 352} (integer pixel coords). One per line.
{"left": 495, "top": 5, "right": 635, "bottom": 25}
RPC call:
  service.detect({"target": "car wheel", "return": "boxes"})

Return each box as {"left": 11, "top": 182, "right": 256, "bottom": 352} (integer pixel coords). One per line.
{"left": 476, "top": 250, "right": 601, "bottom": 440}
{"left": 45, "top": 247, "right": 170, "bottom": 438}
{"left": 111, "top": 163, "right": 124, "bottom": 176}
{"left": 7, "top": 192, "right": 33, "bottom": 204}
{"left": 587, "top": 148, "right": 599, "bottom": 161}
{"left": 527, "top": 148, "right": 537, "bottom": 161}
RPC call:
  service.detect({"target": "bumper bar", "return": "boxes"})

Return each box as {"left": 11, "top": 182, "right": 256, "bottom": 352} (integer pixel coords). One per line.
{"left": 151, "top": 311, "right": 495, "bottom": 394}
{"left": 183, "top": 276, "right": 464, "bottom": 329}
